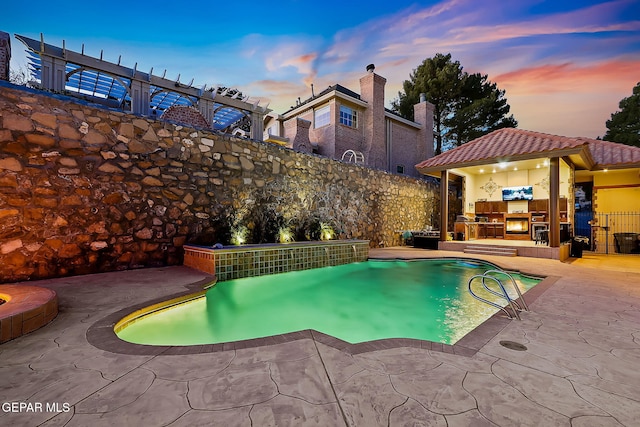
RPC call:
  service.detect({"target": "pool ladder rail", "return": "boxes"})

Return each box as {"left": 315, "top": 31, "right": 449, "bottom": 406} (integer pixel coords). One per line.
{"left": 467, "top": 270, "right": 529, "bottom": 320}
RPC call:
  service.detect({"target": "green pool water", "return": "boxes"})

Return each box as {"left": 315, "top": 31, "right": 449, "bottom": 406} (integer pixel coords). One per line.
{"left": 116, "top": 259, "right": 540, "bottom": 346}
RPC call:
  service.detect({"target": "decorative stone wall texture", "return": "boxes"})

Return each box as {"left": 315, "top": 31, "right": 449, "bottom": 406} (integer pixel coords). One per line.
{"left": 160, "top": 105, "right": 210, "bottom": 129}
{"left": 0, "top": 84, "right": 439, "bottom": 283}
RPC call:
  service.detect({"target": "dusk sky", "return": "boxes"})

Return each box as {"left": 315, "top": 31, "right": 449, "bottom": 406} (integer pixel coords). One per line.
{"left": 3, "top": 0, "right": 639, "bottom": 139}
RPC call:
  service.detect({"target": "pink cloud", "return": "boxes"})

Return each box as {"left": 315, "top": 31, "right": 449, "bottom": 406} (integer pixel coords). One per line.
{"left": 447, "top": 20, "right": 640, "bottom": 47}
{"left": 233, "top": 0, "right": 638, "bottom": 139}
{"left": 493, "top": 59, "right": 640, "bottom": 95}
{"left": 492, "top": 58, "right": 640, "bottom": 138}
{"left": 281, "top": 53, "right": 317, "bottom": 73}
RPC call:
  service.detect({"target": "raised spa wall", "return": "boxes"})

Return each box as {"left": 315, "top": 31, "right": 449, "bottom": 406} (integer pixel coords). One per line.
{"left": 0, "top": 285, "right": 58, "bottom": 343}
{"left": 184, "top": 240, "right": 369, "bottom": 281}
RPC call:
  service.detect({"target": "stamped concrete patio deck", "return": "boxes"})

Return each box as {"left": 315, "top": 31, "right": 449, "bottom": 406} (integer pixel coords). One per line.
{"left": 1, "top": 248, "right": 639, "bottom": 426}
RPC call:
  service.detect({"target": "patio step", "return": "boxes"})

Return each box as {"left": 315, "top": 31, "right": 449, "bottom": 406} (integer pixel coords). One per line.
{"left": 463, "top": 245, "right": 518, "bottom": 257}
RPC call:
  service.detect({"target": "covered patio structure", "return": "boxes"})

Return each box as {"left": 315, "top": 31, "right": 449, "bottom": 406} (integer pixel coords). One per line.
{"left": 415, "top": 128, "right": 640, "bottom": 260}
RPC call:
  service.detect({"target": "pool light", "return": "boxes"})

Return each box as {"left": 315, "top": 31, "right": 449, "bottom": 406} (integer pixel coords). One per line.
{"left": 278, "top": 227, "right": 294, "bottom": 243}
{"left": 320, "top": 222, "right": 335, "bottom": 240}
{"left": 231, "top": 226, "right": 248, "bottom": 245}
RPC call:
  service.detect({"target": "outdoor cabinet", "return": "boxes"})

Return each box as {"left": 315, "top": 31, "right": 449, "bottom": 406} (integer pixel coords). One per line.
{"left": 454, "top": 222, "right": 479, "bottom": 240}
{"left": 492, "top": 201, "right": 508, "bottom": 214}
{"left": 528, "top": 198, "right": 567, "bottom": 215}
{"left": 475, "top": 201, "right": 491, "bottom": 214}
{"left": 528, "top": 199, "right": 549, "bottom": 213}
{"left": 468, "top": 223, "right": 478, "bottom": 240}
{"left": 476, "top": 222, "right": 505, "bottom": 239}
{"left": 560, "top": 197, "right": 568, "bottom": 215}
{"left": 475, "top": 201, "right": 507, "bottom": 215}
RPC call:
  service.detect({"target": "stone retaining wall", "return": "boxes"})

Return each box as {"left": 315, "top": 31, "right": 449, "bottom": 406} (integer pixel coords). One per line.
{"left": 0, "top": 83, "right": 439, "bottom": 283}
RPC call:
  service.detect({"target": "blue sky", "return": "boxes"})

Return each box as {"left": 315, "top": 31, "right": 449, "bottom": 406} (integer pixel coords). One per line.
{"left": 2, "top": 0, "right": 639, "bottom": 138}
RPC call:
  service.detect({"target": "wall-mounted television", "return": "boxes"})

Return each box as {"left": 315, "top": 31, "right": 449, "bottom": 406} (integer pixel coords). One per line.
{"left": 502, "top": 185, "right": 534, "bottom": 201}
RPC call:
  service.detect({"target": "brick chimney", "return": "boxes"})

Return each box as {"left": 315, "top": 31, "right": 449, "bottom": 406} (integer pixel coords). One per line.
{"left": 0, "top": 31, "right": 10, "bottom": 81}
{"left": 284, "top": 117, "right": 313, "bottom": 154}
{"left": 413, "top": 93, "right": 435, "bottom": 160}
{"left": 359, "top": 64, "right": 386, "bottom": 169}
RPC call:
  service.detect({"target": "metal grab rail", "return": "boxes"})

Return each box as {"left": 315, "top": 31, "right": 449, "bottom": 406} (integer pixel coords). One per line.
{"left": 477, "top": 276, "right": 523, "bottom": 312}
{"left": 482, "top": 270, "right": 529, "bottom": 312}
{"left": 468, "top": 274, "right": 521, "bottom": 320}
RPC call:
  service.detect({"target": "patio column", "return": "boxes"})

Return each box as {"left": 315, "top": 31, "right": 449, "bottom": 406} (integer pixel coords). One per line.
{"left": 549, "top": 157, "right": 560, "bottom": 247}
{"left": 440, "top": 169, "right": 449, "bottom": 241}
{"left": 251, "top": 111, "right": 265, "bottom": 141}
{"left": 198, "top": 97, "right": 215, "bottom": 125}
{"left": 130, "top": 80, "right": 151, "bottom": 116}
{"left": 40, "top": 54, "right": 66, "bottom": 92}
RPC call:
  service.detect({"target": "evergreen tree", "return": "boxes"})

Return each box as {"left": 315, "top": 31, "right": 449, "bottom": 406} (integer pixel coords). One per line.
{"left": 392, "top": 53, "right": 517, "bottom": 154}
{"left": 604, "top": 82, "right": 640, "bottom": 147}
{"left": 445, "top": 73, "right": 517, "bottom": 149}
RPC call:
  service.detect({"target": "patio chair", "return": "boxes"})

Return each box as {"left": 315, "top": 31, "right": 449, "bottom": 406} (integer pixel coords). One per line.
{"left": 535, "top": 229, "right": 549, "bottom": 245}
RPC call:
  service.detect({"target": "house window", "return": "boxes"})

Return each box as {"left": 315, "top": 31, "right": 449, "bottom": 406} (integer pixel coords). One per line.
{"left": 396, "top": 164, "right": 405, "bottom": 174}
{"left": 339, "top": 105, "right": 357, "bottom": 128}
{"left": 314, "top": 105, "right": 330, "bottom": 128}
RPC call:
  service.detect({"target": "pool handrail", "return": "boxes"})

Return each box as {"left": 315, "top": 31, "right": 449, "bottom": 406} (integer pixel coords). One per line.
{"left": 468, "top": 274, "right": 521, "bottom": 320}
{"left": 482, "top": 269, "right": 529, "bottom": 312}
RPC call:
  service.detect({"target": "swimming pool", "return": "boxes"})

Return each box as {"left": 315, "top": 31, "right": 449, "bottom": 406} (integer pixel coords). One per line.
{"left": 115, "top": 259, "right": 540, "bottom": 346}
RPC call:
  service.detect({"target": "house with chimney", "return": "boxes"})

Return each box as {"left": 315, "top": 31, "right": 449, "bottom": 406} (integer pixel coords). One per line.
{"left": 264, "top": 65, "right": 435, "bottom": 178}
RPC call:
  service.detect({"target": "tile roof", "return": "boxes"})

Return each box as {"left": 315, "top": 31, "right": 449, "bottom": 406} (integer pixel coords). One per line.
{"left": 586, "top": 138, "right": 640, "bottom": 168}
{"left": 416, "top": 128, "right": 640, "bottom": 172}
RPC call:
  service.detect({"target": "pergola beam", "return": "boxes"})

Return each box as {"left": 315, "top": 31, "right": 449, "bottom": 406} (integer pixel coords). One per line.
{"left": 16, "top": 33, "right": 269, "bottom": 138}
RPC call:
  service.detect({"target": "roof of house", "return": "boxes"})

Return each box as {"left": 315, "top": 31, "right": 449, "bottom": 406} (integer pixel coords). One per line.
{"left": 586, "top": 138, "right": 640, "bottom": 168}
{"left": 282, "top": 84, "right": 361, "bottom": 115}
{"left": 282, "top": 83, "right": 422, "bottom": 128}
{"left": 384, "top": 107, "right": 407, "bottom": 120}
{"left": 415, "top": 128, "right": 640, "bottom": 174}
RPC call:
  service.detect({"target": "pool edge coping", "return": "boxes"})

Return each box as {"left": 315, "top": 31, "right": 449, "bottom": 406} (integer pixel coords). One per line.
{"left": 86, "top": 258, "right": 560, "bottom": 358}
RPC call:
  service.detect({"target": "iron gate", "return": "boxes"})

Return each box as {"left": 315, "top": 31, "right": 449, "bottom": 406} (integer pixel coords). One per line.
{"left": 575, "top": 212, "right": 640, "bottom": 255}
